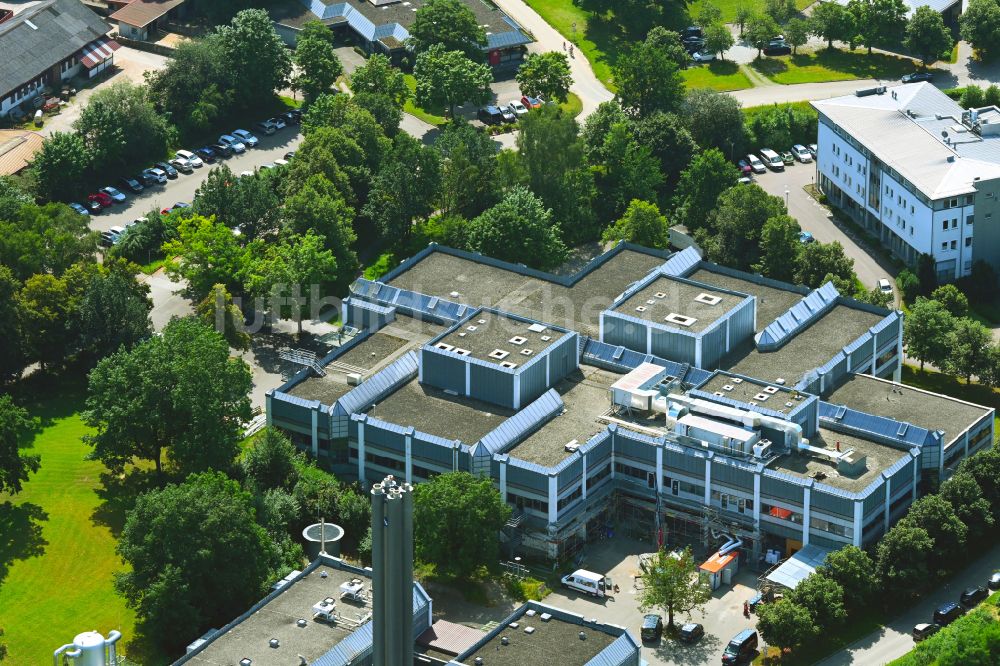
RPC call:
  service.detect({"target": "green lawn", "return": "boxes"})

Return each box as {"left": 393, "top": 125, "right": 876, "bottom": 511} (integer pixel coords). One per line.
{"left": 522, "top": 0, "right": 619, "bottom": 88}
{"left": 688, "top": 0, "right": 812, "bottom": 22}
{"left": 559, "top": 91, "right": 584, "bottom": 117}
{"left": 750, "top": 48, "right": 932, "bottom": 85}
{"left": 681, "top": 61, "right": 753, "bottom": 91}
{"left": 0, "top": 376, "right": 165, "bottom": 664}
{"left": 402, "top": 74, "right": 448, "bottom": 126}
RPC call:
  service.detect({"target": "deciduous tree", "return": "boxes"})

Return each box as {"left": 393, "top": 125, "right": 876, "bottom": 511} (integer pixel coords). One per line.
{"left": 196, "top": 284, "right": 251, "bottom": 350}
{"left": 283, "top": 173, "right": 358, "bottom": 290}
{"left": 164, "top": 215, "right": 247, "bottom": 300}
{"left": 672, "top": 148, "right": 740, "bottom": 232}
{"left": 960, "top": 0, "right": 1000, "bottom": 57}
{"left": 876, "top": 523, "right": 934, "bottom": 594}
{"left": 515, "top": 51, "right": 573, "bottom": 102}
{"left": 637, "top": 547, "right": 711, "bottom": 628}
{"left": 794, "top": 241, "right": 856, "bottom": 288}
{"left": 242, "top": 427, "right": 303, "bottom": 492}
{"left": 789, "top": 573, "right": 847, "bottom": 630}
{"left": 904, "top": 297, "right": 955, "bottom": 371}
{"left": 754, "top": 214, "right": 801, "bottom": 282}
{"left": 465, "top": 187, "right": 567, "bottom": 270}
{"left": 412, "top": 472, "right": 511, "bottom": 578}
{"left": 293, "top": 21, "right": 343, "bottom": 103}
{"left": 903, "top": 494, "right": 968, "bottom": 572}
{"left": 765, "top": 0, "right": 797, "bottom": 23}
{"left": 16, "top": 273, "right": 73, "bottom": 371}
{"left": 810, "top": 1, "right": 856, "bottom": 49}
{"left": 703, "top": 23, "right": 735, "bottom": 59}
{"left": 215, "top": 9, "right": 292, "bottom": 109}
{"left": 73, "top": 260, "right": 153, "bottom": 361}
{"left": 0, "top": 395, "right": 39, "bottom": 495}
{"left": 414, "top": 44, "right": 493, "bottom": 118}
{"left": 115, "top": 472, "right": 281, "bottom": 650}
{"left": 602, "top": 199, "right": 669, "bottom": 248}
{"left": 613, "top": 30, "right": 685, "bottom": 117}
{"left": 0, "top": 267, "right": 23, "bottom": 383}
{"left": 906, "top": 5, "right": 953, "bottom": 65}
{"left": 785, "top": 18, "right": 810, "bottom": 54}
{"left": 85, "top": 317, "right": 253, "bottom": 476}
{"left": 350, "top": 54, "right": 411, "bottom": 108}
{"left": 946, "top": 317, "right": 993, "bottom": 383}
{"left": 703, "top": 184, "right": 785, "bottom": 270}
{"left": 930, "top": 284, "right": 969, "bottom": 317}
{"left": 939, "top": 471, "right": 995, "bottom": 543}
{"left": 756, "top": 599, "right": 818, "bottom": 653}
{"left": 407, "top": 0, "right": 487, "bottom": 60}
{"left": 74, "top": 81, "right": 172, "bottom": 169}
{"left": 847, "top": 0, "right": 908, "bottom": 55}
{"left": 633, "top": 112, "right": 698, "bottom": 190}
{"left": 31, "top": 132, "right": 90, "bottom": 201}
{"left": 436, "top": 120, "right": 500, "bottom": 218}
{"left": 746, "top": 14, "right": 781, "bottom": 57}
{"left": 683, "top": 89, "right": 746, "bottom": 157}
{"left": 817, "top": 545, "right": 878, "bottom": 612}
{"left": 363, "top": 133, "right": 441, "bottom": 241}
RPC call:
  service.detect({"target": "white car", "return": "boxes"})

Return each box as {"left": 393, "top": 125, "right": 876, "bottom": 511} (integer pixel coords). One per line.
{"left": 508, "top": 99, "right": 529, "bottom": 117}
{"left": 218, "top": 134, "right": 246, "bottom": 153}
{"left": 108, "top": 225, "right": 126, "bottom": 241}
{"left": 878, "top": 278, "right": 893, "bottom": 295}
{"left": 232, "top": 129, "right": 258, "bottom": 148}
{"left": 175, "top": 149, "right": 203, "bottom": 168}
{"left": 273, "top": 158, "right": 289, "bottom": 167}
{"left": 792, "top": 144, "right": 813, "bottom": 163}
{"left": 746, "top": 154, "right": 766, "bottom": 174}
{"left": 692, "top": 50, "right": 716, "bottom": 62}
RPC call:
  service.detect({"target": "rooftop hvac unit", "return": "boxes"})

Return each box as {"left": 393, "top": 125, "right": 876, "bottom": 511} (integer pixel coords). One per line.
{"left": 346, "top": 373, "right": 362, "bottom": 386}
{"left": 528, "top": 323, "right": 547, "bottom": 333}
{"left": 565, "top": 440, "right": 580, "bottom": 452}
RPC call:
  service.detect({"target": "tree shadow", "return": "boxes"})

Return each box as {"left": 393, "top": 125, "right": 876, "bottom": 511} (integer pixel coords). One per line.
{"left": 246, "top": 330, "right": 336, "bottom": 378}
{"left": 580, "top": 1, "right": 691, "bottom": 71}
{"left": 91, "top": 468, "right": 163, "bottom": 538}
{"left": 0, "top": 501, "right": 49, "bottom": 585}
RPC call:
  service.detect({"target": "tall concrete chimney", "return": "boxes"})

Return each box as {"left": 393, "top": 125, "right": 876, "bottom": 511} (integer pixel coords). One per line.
{"left": 371, "top": 475, "right": 414, "bottom": 666}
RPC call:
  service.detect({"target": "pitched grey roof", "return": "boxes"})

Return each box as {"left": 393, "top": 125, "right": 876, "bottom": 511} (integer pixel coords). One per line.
{"left": 0, "top": 0, "right": 110, "bottom": 97}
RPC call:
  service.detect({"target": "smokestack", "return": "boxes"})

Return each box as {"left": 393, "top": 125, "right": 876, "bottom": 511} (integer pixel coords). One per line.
{"left": 371, "top": 476, "right": 414, "bottom": 666}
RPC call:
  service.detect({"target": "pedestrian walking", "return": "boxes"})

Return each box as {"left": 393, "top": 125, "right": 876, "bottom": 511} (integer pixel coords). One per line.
{"left": 743, "top": 600, "right": 750, "bottom": 618}
{"left": 562, "top": 41, "right": 566, "bottom": 51}
{"left": 569, "top": 44, "right": 574, "bottom": 58}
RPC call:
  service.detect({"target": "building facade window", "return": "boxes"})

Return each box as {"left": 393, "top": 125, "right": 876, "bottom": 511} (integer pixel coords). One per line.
{"left": 762, "top": 503, "right": 803, "bottom": 524}
{"left": 809, "top": 516, "right": 854, "bottom": 539}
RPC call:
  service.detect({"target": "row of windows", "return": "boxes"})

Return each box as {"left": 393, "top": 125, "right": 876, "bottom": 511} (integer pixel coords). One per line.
{"left": 710, "top": 490, "right": 754, "bottom": 514}
{"left": 941, "top": 216, "right": 974, "bottom": 230}
{"left": 762, "top": 503, "right": 803, "bottom": 524}
{"left": 810, "top": 516, "right": 853, "bottom": 538}
{"left": 940, "top": 238, "right": 972, "bottom": 252}
{"left": 587, "top": 463, "right": 611, "bottom": 490}
{"left": 509, "top": 491, "right": 546, "bottom": 513}
{"left": 557, "top": 486, "right": 582, "bottom": 511}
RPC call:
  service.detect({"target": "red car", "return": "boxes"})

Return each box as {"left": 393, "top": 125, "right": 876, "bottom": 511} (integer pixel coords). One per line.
{"left": 88, "top": 191, "right": 113, "bottom": 208}
{"left": 521, "top": 95, "right": 542, "bottom": 109}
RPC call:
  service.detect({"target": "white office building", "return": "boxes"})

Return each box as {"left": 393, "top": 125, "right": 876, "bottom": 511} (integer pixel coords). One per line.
{"left": 813, "top": 82, "right": 1000, "bottom": 282}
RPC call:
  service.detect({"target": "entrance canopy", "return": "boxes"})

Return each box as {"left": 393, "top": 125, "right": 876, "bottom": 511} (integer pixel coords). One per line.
{"left": 764, "top": 544, "right": 832, "bottom": 590}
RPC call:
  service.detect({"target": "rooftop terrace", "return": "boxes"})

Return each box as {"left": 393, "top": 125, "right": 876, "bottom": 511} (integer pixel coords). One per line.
{"left": 387, "top": 248, "right": 667, "bottom": 337}
{"left": 459, "top": 612, "right": 616, "bottom": 666}
{"left": 183, "top": 563, "right": 372, "bottom": 666}
{"left": 769, "top": 427, "right": 909, "bottom": 492}
{"left": 506, "top": 366, "right": 620, "bottom": 467}
{"left": 826, "top": 374, "right": 992, "bottom": 445}
{"left": 613, "top": 276, "right": 745, "bottom": 334}
{"left": 434, "top": 311, "right": 568, "bottom": 366}
{"left": 727, "top": 305, "right": 886, "bottom": 385}
{"left": 687, "top": 267, "right": 802, "bottom": 331}
{"left": 368, "top": 378, "right": 515, "bottom": 444}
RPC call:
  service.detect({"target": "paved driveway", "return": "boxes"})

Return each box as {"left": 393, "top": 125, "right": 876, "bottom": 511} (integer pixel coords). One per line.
{"left": 752, "top": 160, "right": 896, "bottom": 290}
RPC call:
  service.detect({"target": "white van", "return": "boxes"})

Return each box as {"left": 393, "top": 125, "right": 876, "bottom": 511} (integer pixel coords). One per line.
{"left": 560, "top": 569, "right": 611, "bottom": 597}
{"left": 759, "top": 148, "right": 784, "bottom": 172}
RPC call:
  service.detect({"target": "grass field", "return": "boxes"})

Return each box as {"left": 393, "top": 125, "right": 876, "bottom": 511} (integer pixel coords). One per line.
{"left": 559, "top": 91, "right": 584, "bottom": 116}
{"left": 0, "top": 376, "right": 164, "bottom": 664}
{"left": 751, "top": 48, "right": 932, "bottom": 85}
{"left": 688, "top": 0, "right": 813, "bottom": 22}
{"left": 402, "top": 74, "right": 448, "bottom": 125}
{"left": 682, "top": 61, "right": 753, "bottom": 91}
{"left": 522, "top": 0, "right": 619, "bottom": 88}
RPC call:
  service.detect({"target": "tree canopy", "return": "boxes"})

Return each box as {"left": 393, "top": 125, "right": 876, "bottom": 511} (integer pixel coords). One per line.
{"left": 414, "top": 44, "right": 493, "bottom": 118}
{"left": 637, "top": 547, "right": 711, "bottom": 627}
{"left": 293, "top": 21, "right": 343, "bottom": 103}
{"left": 464, "top": 187, "right": 567, "bottom": 270}
{"left": 904, "top": 297, "right": 955, "bottom": 371}
{"left": 515, "top": 51, "right": 573, "bottom": 102}
{"left": 602, "top": 199, "right": 670, "bottom": 248}
{"left": 407, "top": 0, "right": 487, "bottom": 60}
{"left": 0, "top": 395, "right": 38, "bottom": 495}
{"left": 906, "top": 5, "right": 954, "bottom": 65}
{"left": 613, "top": 29, "right": 685, "bottom": 117}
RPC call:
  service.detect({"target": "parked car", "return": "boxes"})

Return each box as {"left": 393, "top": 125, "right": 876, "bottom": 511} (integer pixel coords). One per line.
{"left": 155, "top": 160, "right": 179, "bottom": 178}
{"left": 781, "top": 150, "right": 795, "bottom": 165}
{"left": 99, "top": 231, "right": 116, "bottom": 247}
{"left": 160, "top": 201, "right": 191, "bottom": 215}
{"left": 799, "top": 231, "right": 815, "bottom": 244}
{"left": 210, "top": 142, "right": 232, "bottom": 158}
{"left": 126, "top": 218, "right": 143, "bottom": 229}
{"left": 961, "top": 586, "right": 989, "bottom": 607}
{"left": 281, "top": 109, "right": 301, "bottom": 125}
{"left": 912, "top": 623, "right": 940, "bottom": 642}
{"left": 759, "top": 148, "right": 784, "bottom": 171}
{"left": 902, "top": 71, "right": 933, "bottom": 84}
{"left": 273, "top": 158, "right": 289, "bottom": 167}
{"left": 169, "top": 158, "right": 193, "bottom": 174}
{"left": 194, "top": 147, "right": 217, "bottom": 164}
{"left": 232, "top": 129, "right": 259, "bottom": 147}
{"left": 259, "top": 162, "right": 276, "bottom": 171}
{"left": 722, "top": 629, "right": 758, "bottom": 665}
{"left": 692, "top": 50, "right": 716, "bottom": 62}
{"left": 878, "top": 278, "right": 893, "bottom": 295}
{"left": 284, "top": 151, "right": 296, "bottom": 160}
{"left": 68, "top": 202, "right": 90, "bottom": 216}
{"left": 763, "top": 43, "right": 792, "bottom": 56}
{"left": 808, "top": 143, "right": 818, "bottom": 158}
{"left": 989, "top": 572, "right": 1000, "bottom": 590}
{"left": 683, "top": 26, "right": 703, "bottom": 39}
{"left": 640, "top": 614, "right": 663, "bottom": 642}
{"left": 118, "top": 176, "right": 144, "bottom": 193}
{"left": 679, "top": 622, "right": 704, "bottom": 644}
{"left": 508, "top": 99, "right": 529, "bottom": 117}
{"left": 737, "top": 158, "right": 753, "bottom": 175}
{"left": 142, "top": 167, "right": 167, "bottom": 185}
{"left": 254, "top": 120, "right": 277, "bottom": 136}
{"left": 478, "top": 105, "right": 505, "bottom": 125}
{"left": 218, "top": 134, "right": 246, "bottom": 153}
{"left": 792, "top": 144, "right": 812, "bottom": 163}
{"left": 738, "top": 176, "right": 753, "bottom": 185}
{"left": 99, "top": 186, "right": 126, "bottom": 203}
{"left": 934, "top": 602, "right": 965, "bottom": 626}
{"left": 521, "top": 95, "right": 542, "bottom": 109}
{"left": 175, "top": 149, "right": 203, "bottom": 168}
{"left": 268, "top": 116, "right": 287, "bottom": 130}
{"left": 746, "top": 154, "right": 767, "bottom": 174}
{"left": 85, "top": 197, "right": 105, "bottom": 213}
{"left": 684, "top": 38, "right": 705, "bottom": 54}
{"left": 499, "top": 105, "right": 517, "bottom": 123}
{"left": 108, "top": 225, "right": 126, "bottom": 241}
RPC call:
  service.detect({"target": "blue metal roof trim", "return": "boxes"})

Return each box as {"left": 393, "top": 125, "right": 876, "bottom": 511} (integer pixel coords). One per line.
{"left": 505, "top": 456, "right": 551, "bottom": 475}
{"left": 312, "top": 621, "right": 373, "bottom": 665}
{"left": 842, "top": 332, "right": 873, "bottom": 355}
{"left": 583, "top": 632, "right": 642, "bottom": 666}
{"left": 412, "top": 430, "right": 459, "bottom": 449}
{"left": 819, "top": 401, "right": 933, "bottom": 449}
{"left": 487, "top": 29, "right": 532, "bottom": 49}
{"left": 338, "top": 351, "right": 419, "bottom": 415}
{"left": 712, "top": 453, "right": 765, "bottom": 474}
{"left": 688, "top": 389, "right": 789, "bottom": 420}
{"left": 578, "top": 428, "right": 612, "bottom": 455}
{"left": 757, "top": 282, "right": 839, "bottom": 351}
{"left": 612, "top": 425, "right": 662, "bottom": 447}
{"left": 359, "top": 414, "right": 411, "bottom": 436}
{"left": 762, "top": 468, "right": 812, "bottom": 487}
{"left": 811, "top": 483, "right": 859, "bottom": 501}
{"left": 883, "top": 449, "right": 919, "bottom": 477}
{"left": 344, "top": 297, "right": 395, "bottom": 315}
{"left": 660, "top": 246, "right": 702, "bottom": 277}
{"left": 271, "top": 391, "right": 321, "bottom": 410}
{"left": 550, "top": 450, "right": 583, "bottom": 475}
{"left": 478, "top": 389, "right": 563, "bottom": 455}
{"left": 815, "top": 351, "right": 848, "bottom": 377}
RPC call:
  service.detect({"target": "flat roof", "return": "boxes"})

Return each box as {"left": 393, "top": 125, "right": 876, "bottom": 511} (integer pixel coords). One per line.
{"left": 434, "top": 311, "right": 567, "bottom": 366}
{"left": 387, "top": 248, "right": 667, "bottom": 337}
{"left": 769, "top": 427, "right": 908, "bottom": 492}
{"left": 288, "top": 332, "right": 413, "bottom": 405}
{"left": 368, "top": 378, "right": 515, "bottom": 443}
{"left": 613, "top": 276, "right": 745, "bottom": 334}
{"left": 506, "top": 367, "right": 619, "bottom": 467}
{"left": 183, "top": 564, "right": 372, "bottom": 665}
{"left": 698, "top": 373, "right": 803, "bottom": 415}
{"left": 335, "top": 332, "right": 410, "bottom": 370}
{"left": 687, "top": 267, "right": 802, "bottom": 331}
{"left": 727, "top": 305, "right": 886, "bottom": 385}
{"left": 461, "top": 615, "right": 616, "bottom": 666}
{"left": 334, "top": 0, "right": 519, "bottom": 40}
{"left": 825, "top": 374, "right": 992, "bottom": 445}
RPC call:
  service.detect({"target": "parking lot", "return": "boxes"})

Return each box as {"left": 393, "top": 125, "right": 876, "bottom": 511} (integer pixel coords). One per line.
{"left": 539, "top": 537, "right": 760, "bottom": 666}
{"left": 88, "top": 127, "right": 303, "bottom": 234}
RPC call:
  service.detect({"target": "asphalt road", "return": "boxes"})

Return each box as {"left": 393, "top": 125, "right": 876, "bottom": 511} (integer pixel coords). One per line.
{"left": 817, "top": 541, "right": 1000, "bottom": 666}
{"left": 752, "top": 160, "right": 897, "bottom": 291}
{"left": 88, "top": 128, "right": 303, "bottom": 233}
